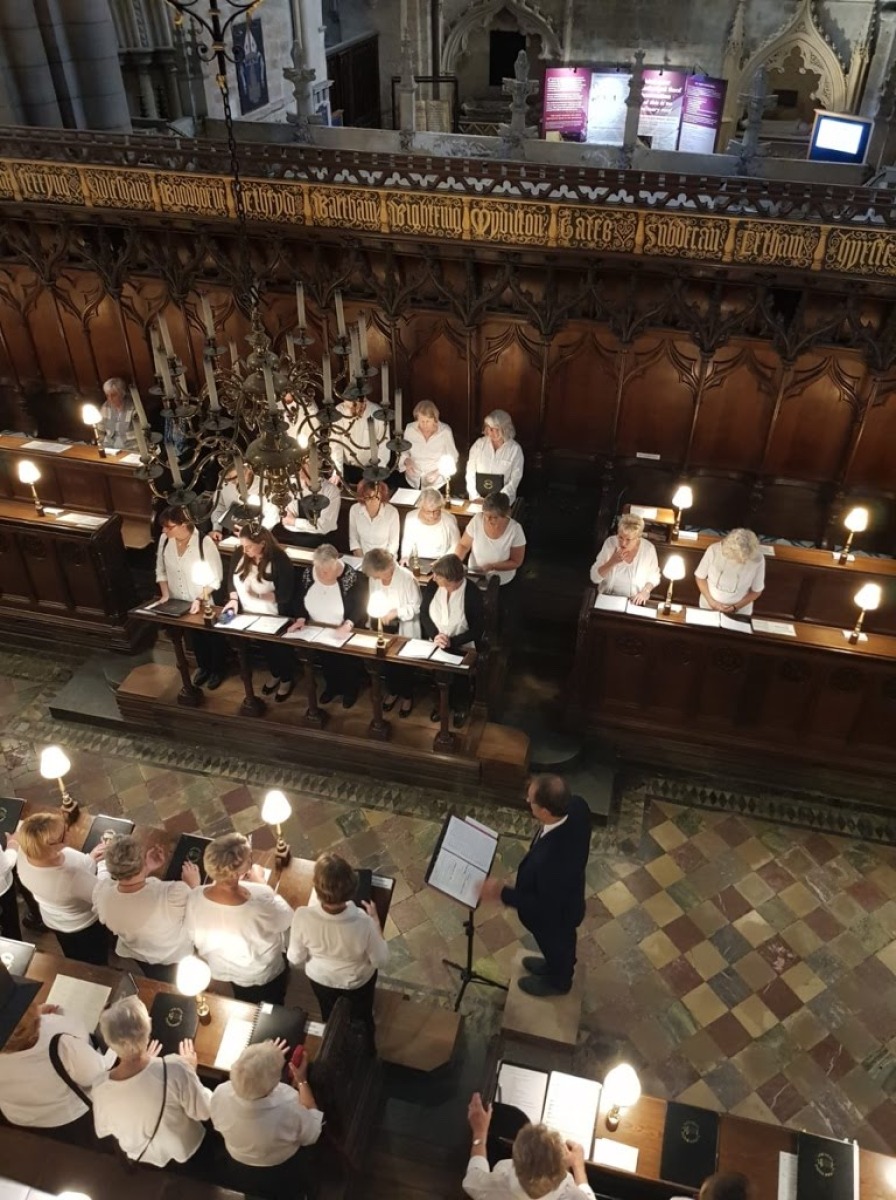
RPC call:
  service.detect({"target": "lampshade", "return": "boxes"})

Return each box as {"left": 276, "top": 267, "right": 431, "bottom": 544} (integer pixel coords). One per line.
{"left": 57, "top": 1192, "right": 92, "bottom": 1200}
{"left": 297, "top": 432, "right": 310, "bottom": 450}
{"left": 39, "top": 745, "right": 71, "bottom": 780}
{"left": 844, "top": 506, "right": 869, "bottom": 534}
{"left": 662, "top": 554, "right": 686, "bottom": 583}
{"left": 176, "top": 955, "right": 211, "bottom": 997}
{"left": 17, "top": 460, "right": 40, "bottom": 485}
{"left": 191, "top": 560, "right": 215, "bottom": 588}
{"left": 261, "top": 788, "right": 292, "bottom": 825}
{"left": 603, "top": 1063, "right": 641, "bottom": 1110}
{"left": 81, "top": 403, "right": 102, "bottom": 425}
{"left": 672, "top": 485, "right": 693, "bottom": 510}
{"left": 246, "top": 493, "right": 262, "bottom": 508}
{"left": 368, "top": 590, "right": 390, "bottom": 620}
{"left": 855, "top": 583, "right": 882, "bottom": 612}
{"left": 438, "top": 453, "right": 457, "bottom": 478}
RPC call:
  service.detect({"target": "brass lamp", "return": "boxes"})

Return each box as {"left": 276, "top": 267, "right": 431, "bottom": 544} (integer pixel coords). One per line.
{"left": 367, "top": 590, "right": 390, "bottom": 655}
{"left": 603, "top": 1063, "right": 642, "bottom": 1131}
{"left": 18, "top": 460, "right": 44, "bottom": 516}
{"left": 847, "top": 583, "right": 881, "bottom": 644}
{"left": 81, "top": 403, "right": 105, "bottom": 458}
{"left": 439, "top": 453, "right": 457, "bottom": 502}
{"left": 661, "top": 554, "right": 686, "bottom": 615}
{"left": 671, "top": 485, "right": 693, "bottom": 539}
{"left": 261, "top": 788, "right": 293, "bottom": 867}
{"left": 176, "top": 954, "right": 212, "bottom": 1023}
{"left": 191, "top": 559, "right": 216, "bottom": 626}
{"left": 39, "top": 745, "right": 79, "bottom": 822}
{"left": 839, "top": 506, "right": 869, "bottom": 565}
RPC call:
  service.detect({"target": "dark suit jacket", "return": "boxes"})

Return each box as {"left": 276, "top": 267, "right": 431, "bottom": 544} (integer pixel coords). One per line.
{"left": 420, "top": 579, "right": 484, "bottom": 653}
{"left": 500, "top": 796, "right": 591, "bottom": 934}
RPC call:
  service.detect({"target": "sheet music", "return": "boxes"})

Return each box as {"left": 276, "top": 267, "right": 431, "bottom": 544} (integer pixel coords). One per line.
{"left": 117, "top": 452, "right": 143, "bottom": 465}
{"left": 442, "top": 815, "right": 496, "bottom": 871}
{"left": 54, "top": 512, "right": 106, "bottom": 529}
{"left": 214, "top": 1016, "right": 254, "bottom": 1070}
{"left": 348, "top": 632, "right": 381, "bottom": 651}
{"left": 46, "top": 975, "right": 112, "bottom": 1032}
{"left": 216, "top": 614, "right": 256, "bottom": 631}
{"left": 593, "top": 594, "right": 627, "bottom": 613}
{"left": 249, "top": 616, "right": 287, "bottom": 635}
{"left": 625, "top": 601, "right": 657, "bottom": 618}
{"left": 496, "top": 1062, "right": 549, "bottom": 1124}
{"left": 283, "top": 625, "right": 323, "bottom": 642}
{"left": 315, "top": 626, "right": 353, "bottom": 647}
{"left": 21, "top": 439, "right": 69, "bottom": 453}
{"left": 431, "top": 648, "right": 467, "bottom": 666}
{"left": 592, "top": 1138, "right": 639, "bottom": 1172}
{"left": 284, "top": 546, "right": 315, "bottom": 563}
{"left": 398, "top": 639, "right": 436, "bottom": 660}
{"left": 760, "top": 545, "right": 776, "bottom": 556}
{"left": 391, "top": 487, "right": 423, "bottom": 506}
{"left": 719, "top": 614, "right": 752, "bottom": 634}
{"left": 342, "top": 555, "right": 364, "bottom": 569}
{"left": 777, "top": 1151, "right": 797, "bottom": 1200}
{"left": 685, "top": 607, "right": 721, "bottom": 627}
{"left": 753, "top": 619, "right": 797, "bottom": 637}
{"left": 629, "top": 505, "right": 658, "bottom": 519}
{"left": 677, "top": 530, "right": 698, "bottom": 540}
{"left": 306, "top": 1020, "right": 325, "bottom": 1037}
{"left": 542, "top": 1071, "right": 602, "bottom": 1148}
{"left": 427, "top": 851, "right": 485, "bottom": 908}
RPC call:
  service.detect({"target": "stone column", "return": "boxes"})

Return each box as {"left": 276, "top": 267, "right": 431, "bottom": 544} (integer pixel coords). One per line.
{"left": 397, "top": 27, "right": 418, "bottom": 148}
{"left": 0, "top": 0, "right": 63, "bottom": 127}
{"left": 37, "top": 0, "right": 131, "bottom": 130}
{"left": 284, "top": 39, "right": 317, "bottom": 142}
{"left": 134, "top": 51, "right": 158, "bottom": 119}
{"left": 620, "top": 49, "right": 645, "bottom": 167}
{"left": 158, "top": 49, "right": 183, "bottom": 122}
{"left": 500, "top": 50, "right": 539, "bottom": 159}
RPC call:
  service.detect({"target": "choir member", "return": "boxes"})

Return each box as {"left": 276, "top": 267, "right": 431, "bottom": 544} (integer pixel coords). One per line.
{"left": 332, "top": 396, "right": 389, "bottom": 485}
{"left": 420, "top": 553, "right": 483, "bottom": 726}
{"left": 0, "top": 831, "right": 20, "bottom": 940}
{"left": 399, "top": 400, "right": 458, "bottom": 489}
{"left": 400, "top": 488, "right": 460, "bottom": 564}
{"left": 156, "top": 505, "right": 226, "bottom": 689}
{"left": 456, "top": 493, "right": 526, "bottom": 587}
{"left": 349, "top": 480, "right": 400, "bottom": 557}
{"left": 361, "top": 547, "right": 422, "bottom": 715}
{"left": 695, "top": 528, "right": 765, "bottom": 615}
{"left": 589, "top": 513, "right": 659, "bottom": 604}
{"left": 99, "top": 377, "right": 137, "bottom": 451}
{"left": 186, "top": 833, "right": 293, "bottom": 1004}
{"left": 209, "top": 460, "right": 278, "bottom": 540}
{"left": 282, "top": 465, "right": 341, "bottom": 546}
{"left": 465, "top": 410, "right": 524, "bottom": 503}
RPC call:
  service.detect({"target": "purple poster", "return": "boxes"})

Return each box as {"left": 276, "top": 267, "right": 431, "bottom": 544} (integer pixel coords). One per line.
{"left": 542, "top": 68, "right": 591, "bottom": 141}
{"left": 637, "top": 70, "right": 687, "bottom": 150}
{"left": 677, "top": 76, "right": 727, "bottom": 153}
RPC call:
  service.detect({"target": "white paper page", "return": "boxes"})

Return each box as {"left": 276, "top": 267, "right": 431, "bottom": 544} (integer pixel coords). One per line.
{"left": 831, "top": 551, "right": 854, "bottom": 563}
{"left": 217, "top": 614, "right": 256, "bottom": 631}
{"left": 55, "top": 513, "right": 106, "bottom": 529}
{"left": 629, "top": 505, "right": 658, "bottom": 519}
{"left": 427, "top": 849, "right": 484, "bottom": 907}
{"left": 685, "top": 607, "right": 721, "bottom": 627}
{"left": 594, "top": 594, "right": 627, "bottom": 613}
{"left": 391, "top": 487, "right": 423, "bottom": 506}
{"left": 443, "top": 814, "right": 497, "bottom": 870}
{"left": 677, "top": 530, "right": 699, "bottom": 540}
{"left": 348, "top": 632, "right": 381, "bottom": 651}
{"left": 315, "top": 626, "right": 353, "bottom": 648}
{"left": 467, "top": 499, "right": 484, "bottom": 510}
{"left": 218, "top": 536, "right": 240, "bottom": 550}
{"left": 542, "top": 1072, "right": 601, "bottom": 1148}
{"left": 592, "top": 1138, "right": 639, "bottom": 1172}
{"left": 283, "top": 626, "right": 322, "bottom": 642}
{"left": 342, "top": 555, "right": 363, "bottom": 570}
{"left": 719, "top": 614, "right": 753, "bottom": 634}
{"left": 0, "top": 1182, "right": 31, "bottom": 1200}
{"left": 43, "top": 507, "right": 64, "bottom": 516}
{"left": 777, "top": 1151, "right": 797, "bottom": 1200}
{"left": 46, "top": 975, "right": 112, "bottom": 1032}
{"left": 284, "top": 546, "right": 315, "bottom": 564}
{"left": 431, "top": 648, "right": 467, "bottom": 666}
{"left": 625, "top": 602, "right": 657, "bottom": 618}
{"left": 306, "top": 1020, "right": 325, "bottom": 1037}
{"left": 249, "top": 616, "right": 287, "bottom": 635}
{"left": 496, "top": 1063, "right": 549, "bottom": 1124}
{"left": 117, "top": 453, "right": 143, "bottom": 465}
{"left": 135, "top": 599, "right": 162, "bottom": 614}
{"left": 372, "top": 874, "right": 393, "bottom": 890}
{"left": 465, "top": 816, "right": 498, "bottom": 837}
{"left": 760, "top": 545, "right": 776, "bottom": 557}
{"left": 214, "top": 1016, "right": 254, "bottom": 1070}
{"left": 21, "top": 439, "right": 69, "bottom": 453}
{"left": 398, "top": 639, "right": 436, "bottom": 660}
{"left": 752, "top": 619, "right": 797, "bottom": 637}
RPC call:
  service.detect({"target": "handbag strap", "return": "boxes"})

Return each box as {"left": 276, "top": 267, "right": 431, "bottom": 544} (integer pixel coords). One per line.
{"left": 133, "top": 1058, "right": 168, "bottom": 1164}
{"left": 48, "top": 1033, "right": 92, "bottom": 1107}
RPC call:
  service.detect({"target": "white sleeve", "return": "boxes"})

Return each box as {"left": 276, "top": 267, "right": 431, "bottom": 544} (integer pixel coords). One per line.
{"left": 444, "top": 426, "right": 459, "bottom": 465}
{"left": 155, "top": 537, "right": 167, "bottom": 583}
{"left": 261, "top": 498, "right": 280, "bottom": 530}
{"left": 202, "top": 538, "right": 224, "bottom": 590}
{"left": 263, "top": 889, "right": 297, "bottom": 933}
{"left": 349, "top": 504, "right": 360, "bottom": 549}
{"left": 59, "top": 1033, "right": 109, "bottom": 1091}
{"left": 462, "top": 1156, "right": 493, "bottom": 1200}
{"left": 171, "top": 1059, "right": 212, "bottom": 1122}
{"left": 642, "top": 539, "right": 660, "bottom": 587}
{"left": 589, "top": 538, "right": 614, "bottom": 585}
{"left": 502, "top": 442, "right": 524, "bottom": 503}
{"left": 511, "top": 522, "right": 526, "bottom": 549}
{"left": 377, "top": 419, "right": 390, "bottom": 467}
{"left": 751, "top": 555, "right": 766, "bottom": 593}
{"left": 367, "top": 921, "right": 390, "bottom": 969}
{"left": 210, "top": 488, "right": 228, "bottom": 531}
{"left": 465, "top": 441, "right": 481, "bottom": 498}
{"left": 386, "top": 507, "right": 400, "bottom": 556}
{"left": 694, "top": 545, "right": 713, "bottom": 580}
{"left": 400, "top": 514, "right": 415, "bottom": 559}
{"left": 286, "top": 912, "right": 309, "bottom": 967}
{"left": 318, "top": 489, "right": 341, "bottom": 536}
{"left": 294, "top": 1102, "right": 324, "bottom": 1146}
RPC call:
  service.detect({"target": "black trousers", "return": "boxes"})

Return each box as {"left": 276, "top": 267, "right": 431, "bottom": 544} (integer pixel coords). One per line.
{"left": 525, "top": 920, "right": 577, "bottom": 989}
{"left": 258, "top": 641, "right": 296, "bottom": 683}
{"left": 310, "top": 971, "right": 378, "bottom": 1053}
{"left": 55, "top": 920, "right": 110, "bottom": 966}
{"left": 187, "top": 629, "right": 227, "bottom": 676}
{"left": 319, "top": 655, "right": 362, "bottom": 701}
{"left": 0, "top": 883, "right": 22, "bottom": 940}
{"left": 231, "top": 964, "right": 289, "bottom": 1006}
{"left": 382, "top": 662, "right": 414, "bottom": 700}
{"left": 135, "top": 959, "right": 179, "bottom": 984}
{"left": 215, "top": 1144, "right": 317, "bottom": 1200}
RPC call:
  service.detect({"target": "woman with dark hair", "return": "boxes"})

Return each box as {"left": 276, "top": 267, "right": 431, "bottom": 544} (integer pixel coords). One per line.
{"left": 220, "top": 525, "right": 299, "bottom": 702}
{"left": 155, "top": 504, "right": 226, "bottom": 689}
{"left": 349, "top": 479, "right": 400, "bottom": 557}
{"left": 420, "top": 553, "right": 483, "bottom": 727}
{"left": 456, "top": 493, "right": 526, "bottom": 587}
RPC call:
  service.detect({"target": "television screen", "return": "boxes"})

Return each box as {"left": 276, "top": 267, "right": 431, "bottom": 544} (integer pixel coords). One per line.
{"left": 808, "top": 112, "right": 872, "bottom": 164}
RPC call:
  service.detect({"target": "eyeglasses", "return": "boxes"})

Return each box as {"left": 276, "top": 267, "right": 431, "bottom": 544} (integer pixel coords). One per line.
{"left": 224, "top": 475, "right": 238, "bottom": 485}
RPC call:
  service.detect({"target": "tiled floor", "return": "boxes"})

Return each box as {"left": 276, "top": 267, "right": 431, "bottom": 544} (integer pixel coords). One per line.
{"left": 3, "top": 648, "right": 896, "bottom": 1155}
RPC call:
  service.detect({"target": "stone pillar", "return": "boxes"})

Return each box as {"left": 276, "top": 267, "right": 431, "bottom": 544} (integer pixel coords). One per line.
{"left": 733, "top": 68, "right": 776, "bottom": 177}
{"left": 51, "top": 0, "right": 132, "bottom": 130}
{"left": 620, "top": 49, "right": 645, "bottom": 167}
{"left": 284, "top": 39, "right": 317, "bottom": 141}
{"left": 499, "top": 50, "right": 538, "bottom": 159}
{"left": 158, "top": 49, "right": 183, "bottom": 122}
{"left": 289, "top": 0, "right": 331, "bottom": 122}
{"left": 397, "top": 27, "right": 418, "bottom": 148}
{"left": 0, "top": 0, "right": 63, "bottom": 127}
{"left": 134, "top": 51, "right": 158, "bottom": 119}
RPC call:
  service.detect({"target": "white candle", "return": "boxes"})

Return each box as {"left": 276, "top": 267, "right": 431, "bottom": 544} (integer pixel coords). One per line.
{"left": 262, "top": 364, "right": 278, "bottom": 412}
{"left": 133, "top": 417, "right": 148, "bottom": 458}
{"left": 234, "top": 455, "right": 249, "bottom": 504}
{"left": 350, "top": 327, "right": 361, "bottom": 378}
{"left": 381, "top": 362, "right": 389, "bottom": 411}
{"left": 203, "top": 359, "right": 220, "bottom": 411}
{"left": 165, "top": 442, "right": 183, "bottom": 487}
{"left": 367, "top": 415, "right": 378, "bottom": 464}
{"left": 200, "top": 295, "right": 215, "bottom": 340}
{"left": 286, "top": 333, "right": 296, "bottom": 362}
{"left": 322, "top": 355, "right": 333, "bottom": 402}
{"left": 335, "top": 291, "right": 346, "bottom": 338}
{"left": 229, "top": 339, "right": 239, "bottom": 366}
{"left": 296, "top": 283, "right": 306, "bottom": 330}
{"left": 161, "top": 357, "right": 175, "bottom": 397}
{"left": 358, "top": 316, "right": 368, "bottom": 361}
{"left": 158, "top": 314, "right": 174, "bottom": 358}
{"left": 395, "top": 386, "right": 403, "bottom": 429}
{"left": 129, "top": 385, "right": 148, "bottom": 429}
{"left": 309, "top": 443, "right": 320, "bottom": 488}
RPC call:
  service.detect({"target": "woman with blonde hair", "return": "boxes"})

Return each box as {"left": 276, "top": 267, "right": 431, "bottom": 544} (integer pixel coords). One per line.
{"left": 15, "top": 810, "right": 109, "bottom": 964}
{"left": 465, "top": 410, "right": 524, "bottom": 503}
{"left": 399, "top": 399, "right": 458, "bottom": 490}
{"left": 349, "top": 479, "right": 400, "bottom": 557}
{"left": 695, "top": 528, "right": 765, "bottom": 615}
{"left": 400, "top": 488, "right": 461, "bottom": 564}
{"left": 589, "top": 513, "right": 660, "bottom": 605}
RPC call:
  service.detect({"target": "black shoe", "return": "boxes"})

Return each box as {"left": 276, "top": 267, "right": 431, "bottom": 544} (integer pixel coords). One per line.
{"left": 320, "top": 689, "right": 337, "bottom": 704}
{"left": 192, "top": 669, "right": 210, "bottom": 687}
{"left": 453, "top": 709, "right": 468, "bottom": 728}
{"left": 518, "top": 975, "right": 572, "bottom": 997}
{"left": 399, "top": 699, "right": 413, "bottom": 718}
{"left": 382, "top": 694, "right": 398, "bottom": 713}
{"left": 261, "top": 677, "right": 280, "bottom": 695}
{"left": 205, "top": 673, "right": 223, "bottom": 690}
{"left": 521, "top": 955, "right": 550, "bottom": 976}
{"left": 342, "top": 690, "right": 358, "bottom": 709}
{"left": 22, "top": 912, "right": 47, "bottom": 933}
{"left": 275, "top": 681, "right": 295, "bottom": 703}
{"left": 430, "top": 707, "right": 440, "bottom": 723}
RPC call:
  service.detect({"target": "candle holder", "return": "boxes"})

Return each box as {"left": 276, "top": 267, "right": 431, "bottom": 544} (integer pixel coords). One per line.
{"left": 176, "top": 955, "right": 212, "bottom": 1025}
{"left": 18, "top": 461, "right": 44, "bottom": 516}
{"left": 261, "top": 789, "right": 293, "bottom": 867}
{"left": 671, "top": 484, "right": 693, "bottom": 540}
{"left": 603, "top": 1064, "right": 641, "bottom": 1131}
{"left": 368, "top": 591, "right": 390, "bottom": 656}
{"left": 192, "top": 561, "right": 216, "bottom": 626}
{"left": 439, "top": 454, "right": 457, "bottom": 501}
{"left": 847, "top": 583, "right": 881, "bottom": 644}
{"left": 39, "top": 745, "right": 79, "bottom": 823}
{"left": 661, "top": 554, "right": 686, "bottom": 615}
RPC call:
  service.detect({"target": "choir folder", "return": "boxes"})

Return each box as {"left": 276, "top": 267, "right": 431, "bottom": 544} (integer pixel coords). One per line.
{"left": 660, "top": 1102, "right": 719, "bottom": 1189}
{"left": 796, "top": 1132, "right": 858, "bottom": 1200}
{"left": 81, "top": 815, "right": 135, "bottom": 855}
{"left": 0, "top": 797, "right": 24, "bottom": 835}
{"left": 214, "top": 1003, "right": 308, "bottom": 1070}
{"left": 426, "top": 813, "right": 498, "bottom": 909}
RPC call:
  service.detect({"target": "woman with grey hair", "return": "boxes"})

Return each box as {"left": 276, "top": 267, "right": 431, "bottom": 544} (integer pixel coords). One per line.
{"left": 400, "top": 488, "right": 460, "bottom": 564}
{"left": 93, "top": 835, "right": 200, "bottom": 983}
{"left": 399, "top": 399, "right": 458, "bottom": 489}
{"left": 465, "top": 409, "right": 524, "bottom": 503}
{"left": 362, "top": 547, "right": 421, "bottom": 714}
{"left": 186, "top": 832, "right": 293, "bottom": 1004}
{"left": 99, "top": 376, "right": 137, "bottom": 451}
{"left": 210, "top": 1039, "right": 323, "bottom": 1198}
{"left": 589, "top": 513, "right": 660, "bottom": 605}
{"left": 92, "top": 996, "right": 211, "bottom": 1168}
{"left": 695, "top": 528, "right": 765, "bottom": 615}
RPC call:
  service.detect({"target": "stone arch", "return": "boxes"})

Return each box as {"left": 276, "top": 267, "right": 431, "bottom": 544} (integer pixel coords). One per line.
{"left": 441, "top": 0, "right": 562, "bottom": 77}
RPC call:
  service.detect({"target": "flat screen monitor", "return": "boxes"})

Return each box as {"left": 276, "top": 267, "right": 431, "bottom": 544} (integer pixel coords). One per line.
{"left": 808, "top": 111, "right": 872, "bottom": 164}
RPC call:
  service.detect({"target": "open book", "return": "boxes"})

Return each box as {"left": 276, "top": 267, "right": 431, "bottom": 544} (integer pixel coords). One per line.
{"left": 283, "top": 624, "right": 353, "bottom": 647}
{"left": 215, "top": 1003, "right": 308, "bottom": 1070}
{"left": 495, "top": 1062, "right": 601, "bottom": 1150}
{"left": 425, "top": 814, "right": 498, "bottom": 908}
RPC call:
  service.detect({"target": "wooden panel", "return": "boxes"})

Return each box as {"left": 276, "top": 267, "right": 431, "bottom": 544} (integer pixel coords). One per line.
{"left": 764, "top": 354, "right": 859, "bottom": 479}
{"left": 400, "top": 314, "right": 470, "bottom": 442}
{"left": 544, "top": 326, "right": 616, "bottom": 454}
{"left": 616, "top": 338, "right": 693, "bottom": 460}
{"left": 848, "top": 387, "right": 896, "bottom": 486}
{"left": 476, "top": 321, "right": 543, "bottom": 449}
{"left": 688, "top": 348, "right": 777, "bottom": 470}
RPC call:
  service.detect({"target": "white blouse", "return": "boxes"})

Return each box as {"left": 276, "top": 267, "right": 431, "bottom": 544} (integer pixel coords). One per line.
{"left": 463, "top": 1156, "right": 595, "bottom": 1200}
{"left": 430, "top": 580, "right": 470, "bottom": 640}
{"left": 210, "top": 478, "right": 278, "bottom": 532}
{"left": 0, "top": 1012, "right": 109, "bottom": 1128}
{"left": 349, "top": 502, "right": 400, "bottom": 556}
{"left": 399, "top": 421, "right": 458, "bottom": 488}
{"left": 368, "top": 564, "right": 421, "bottom": 637}
{"left": 400, "top": 510, "right": 460, "bottom": 561}
{"left": 465, "top": 437, "right": 524, "bottom": 503}
{"left": 468, "top": 515, "right": 526, "bottom": 585}
{"left": 233, "top": 562, "right": 279, "bottom": 616}
{"left": 590, "top": 536, "right": 661, "bottom": 599}
{"left": 695, "top": 541, "right": 766, "bottom": 615}
{"left": 285, "top": 481, "right": 341, "bottom": 536}
{"left": 288, "top": 903, "right": 390, "bottom": 990}
{"left": 186, "top": 883, "right": 293, "bottom": 986}
{"left": 333, "top": 400, "right": 389, "bottom": 470}
{"left": 92, "top": 1056, "right": 212, "bottom": 1167}
{"left": 17, "top": 847, "right": 103, "bottom": 933}
{"left": 305, "top": 575, "right": 346, "bottom": 625}
{"left": 0, "top": 844, "right": 15, "bottom": 898}
{"left": 155, "top": 530, "right": 223, "bottom": 601}
{"left": 93, "top": 876, "right": 193, "bottom": 965}
{"left": 210, "top": 1082, "right": 323, "bottom": 1167}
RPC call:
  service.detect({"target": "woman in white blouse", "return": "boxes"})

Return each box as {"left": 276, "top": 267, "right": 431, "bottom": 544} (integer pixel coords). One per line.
{"left": 186, "top": 833, "right": 293, "bottom": 1004}
{"left": 288, "top": 853, "right": 389, "bottom": 1053}
{"left": 420, "top": 554, "right": 484, "bottom": 727}
{"left": 695, "top": 528, "right": 766, "bottom": 616}
{"left": 399, "top": 400, "right": 458, "bottom": 490}
{"left": 210, "top": 1040, "right": 323, "bottom": 1199}
{"left": 400, "top": 488, "right": 460, "bottom": 566}
{"left": 361, "top": 547, "right": 422, "bottom": 716}
{"left": 155, "top": 505, "right": 226, "bottom": 690}
{"left": 0, "top": 830, "right": 20, "bottom": 939}
{"left": 465, "top": 410, "right": 524, "bottom": 503}
{"left": 93, "top": 835, "right": 198, "bottom": 984}
{"left": 349, "top": 480, "right": 400, "bottom": 557}
{"left": 93, "top": 996, "right": 211, "bottom": 1169}
{"left": 16, "top": 811, "right": 109, "bottom": 965}
{"left": 589, "top": 513, "right": 660, "bottom": 604}
{"left": 456, "top": 493, "right": 527, "bottom": 587}
{"left": 282, "top": 465, "right": 341, "bottom": 547}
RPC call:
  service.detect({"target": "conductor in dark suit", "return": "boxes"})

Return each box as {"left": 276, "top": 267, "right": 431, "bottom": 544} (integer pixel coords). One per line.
{"left": 480, "top": 775, "right": 591, "bottom": 997}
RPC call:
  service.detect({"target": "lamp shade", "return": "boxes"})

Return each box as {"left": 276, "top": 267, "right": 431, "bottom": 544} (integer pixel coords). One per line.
{"left": 855, "top": 583, "right": 882, "bottom": 612}
{"left": 17, "top": 460, "right": 40, "bottom": 485}
{"left": 191, "top": 560, "right": 215, "bottom": 588}
{"left": 176, "top": 955, "right": 211, "bottom": 997}
{"left": 246, "top": 493, "right": 262, "bottom": 508}
{"left": 438, "top": 453, "right": 457, "bottom": 478}
{"left": 672, "top": 485, "right": 693, "bottom": 510}
{"left": 297, "top": 431, "right": 310, "bottom": 450}
{"left": 603, "top": 1063, "right": 641, "bottom": 1110}
{"left": 844, "top": 506, "right": 869, "bottom": 534}
{"left": 58, "top": 1193, "right": 92, "bottom": 1200}
{"left": 81, "top": 403, "right": 102, "bottom": 426}
{"left": 261, "top": 788, "right": 292, "bottom": 825}
{"left": 368, "top": 590, "right": 390, "bottom": 620}
{"left": 662, "top": 554, "right": 686, "bottom": 583}
{"left": 39, "top": 745, "right": 71, "bottom": 780}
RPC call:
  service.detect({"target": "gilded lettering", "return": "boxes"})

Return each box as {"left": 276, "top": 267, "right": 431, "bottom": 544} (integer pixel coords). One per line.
{"left": 242, "top": 182, "right": 305, "bottom": 223}
{"left": 643, "top": 216, "right": 725, "bottom": 259}
{"left": 309, "top": 188, "right": 380, "bottom": 230}
{"left": 84, "top": 169, "right": 154, "bottom": 210}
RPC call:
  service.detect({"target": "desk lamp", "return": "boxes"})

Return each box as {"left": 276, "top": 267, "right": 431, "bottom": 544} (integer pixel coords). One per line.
{"left": 847, "top": 583, "right": 881, "bottom": 644}
{"left": 191, "top": 559, "right": 216, "bottom": 626}
{"left": 39, "top": 745, "right": 79, "bottom": 823}
{"left": 368, "top": 590, "right": 390, "bottom": 655}
{"left": 261, "top": 788, "right": 292, "bottom": 867}
{"left": 18, "top": 460, "right": 44, "bottom": 516}
{"left": 661, "top": 554, "right": 686, "bottom": 615}
{"left": 671, "top": 485, "right": 693, "bottom": 539}
{"left": 81, "top": 403, "right": 105, "bottom": 457}
{"left": 58, "top": 1193, "right": 92, "bottom": 1200}
{"left": 439, "top": 454, "right": 457, "bottom": 502}
{"left": 839, "top": 506, "right": 869, "bottom": 565}
{"left": 603, "top": 1063, "right": 641, "bottom": 1131}
{"left": 176, "top": 954, "right": 211, "bottom": 1024}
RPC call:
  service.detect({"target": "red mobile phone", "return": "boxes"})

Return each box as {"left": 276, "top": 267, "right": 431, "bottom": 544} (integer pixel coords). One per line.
{"left": 290, "top": 1044, "right": 305, "bottom": 1069}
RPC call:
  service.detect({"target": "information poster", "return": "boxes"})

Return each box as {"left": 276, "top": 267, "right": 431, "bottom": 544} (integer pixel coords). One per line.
{"left": 677, "top": 76, "right": 727, "bottom": 153}
{"left": 542, "top": 68, "right": 591, "bottom": 140}
{"left": 585, "top": 72, "right": 630, "bottom": 146}
{"left": 637, "top": 70, "right": 687, "bottom": 149}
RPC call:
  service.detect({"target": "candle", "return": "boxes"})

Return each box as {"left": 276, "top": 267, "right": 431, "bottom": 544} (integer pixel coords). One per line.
{"left": 129, "top": 385, "right": 148, "bottom": 429}
{"left": 151, "top": 339, "right": 166, "bottom": 380}
{"left": 395, "top": 386, "right": 403, "bottom": 429}
{"left": 358, "top": 316, "right": 368, "bottom": 361}
{"left": 308, "top": 443, "right": 320, "bottom": 489}
{"left": 200, "top": 295, "right": 215, "bottom": 340}
{"left": 286, "top": 333, "right": 295, "bottom": 362}
{"left": 322, "top": 355, "right": 333, "bottom": 402}
{"left": 165, "top": 442, "right": 183, "bottom": 487}
{"left": 158, "top": 314, "right": 174, "bottom": 358}
{"left": 160, "top": 356, "right": 175, "bottom": 397}
{"left": 203, "top": 359, "right": 220, "bottom": 411}
{"left": 350, "top": 327, "right": 361, "bottom": 379}
{"left": 296, "top": 283, "right": 306, "bottom": 330}
{"left": 334, "top": 291, "right": 346, "bottom": 338}
{"left": 381, "top": 362, "right": 389, "bottom": 411}
{"left": 133, "top": 417, "right": 148, "bottom": 458}
{"left": 229, "top": 339, "right": 239, "bottom": 367}
{"left": 234, "top": 455, "right": 249, "bottom": 504}
{"left": 367, "top": 415, "right": 378, "bottom": 464}
{"left": 262, "top": 364, "right": 277, "bottom": 412}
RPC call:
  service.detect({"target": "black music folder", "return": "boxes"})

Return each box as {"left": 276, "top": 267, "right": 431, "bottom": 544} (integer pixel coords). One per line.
{"left": 165, "top": 834, "right": 212, "bottom": 883}
{"left": 660, "top": 1102, "right": 719, "bottom": 1189}
{"left": 354, "top": 868, "right": 373, "bottom": 907}
{"left": 153, "top": 598, "right": 192, "bottom": 617}
{"left": 0, "top": 937, "right": 35, "bottom": 976}
{"left": 0, "top": 798, "right": 24, "bottom": 835}
{"left": 149, "top": 992, "right": 199, "bottom": 1056}
{"left": 796, "top": 1132, "right": 858, "bottom": 1200}
{"left": 81, "top": 815, "right": 135, "bottom": 855}
{"left": 475, "top": 472, "right": 503, "bottom": 497}
{"left": 250, "top": 1003, "right": 307, "bottom": 1051}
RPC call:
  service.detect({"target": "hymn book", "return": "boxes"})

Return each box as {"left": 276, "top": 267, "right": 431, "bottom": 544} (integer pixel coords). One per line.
{"left": 214, "top": 1003, "right": 308, "bottom": 1070}
{"left": 0, "top": 796, "right": 24, "bottom": 835}
{"left": 426, "top": 814, "right": 498, "bottom": 909}
{"left": 495, "top": 1062, "right": 601, "bottom": 1151}
{"left": 46, "top": 975, "right": 112, "bottom": 1033}
{"left": 796, "top": 1132, "right": 858, "bottom": 1200}
{"left": 81, "top": 815, "right": 135, "bottom": 855}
